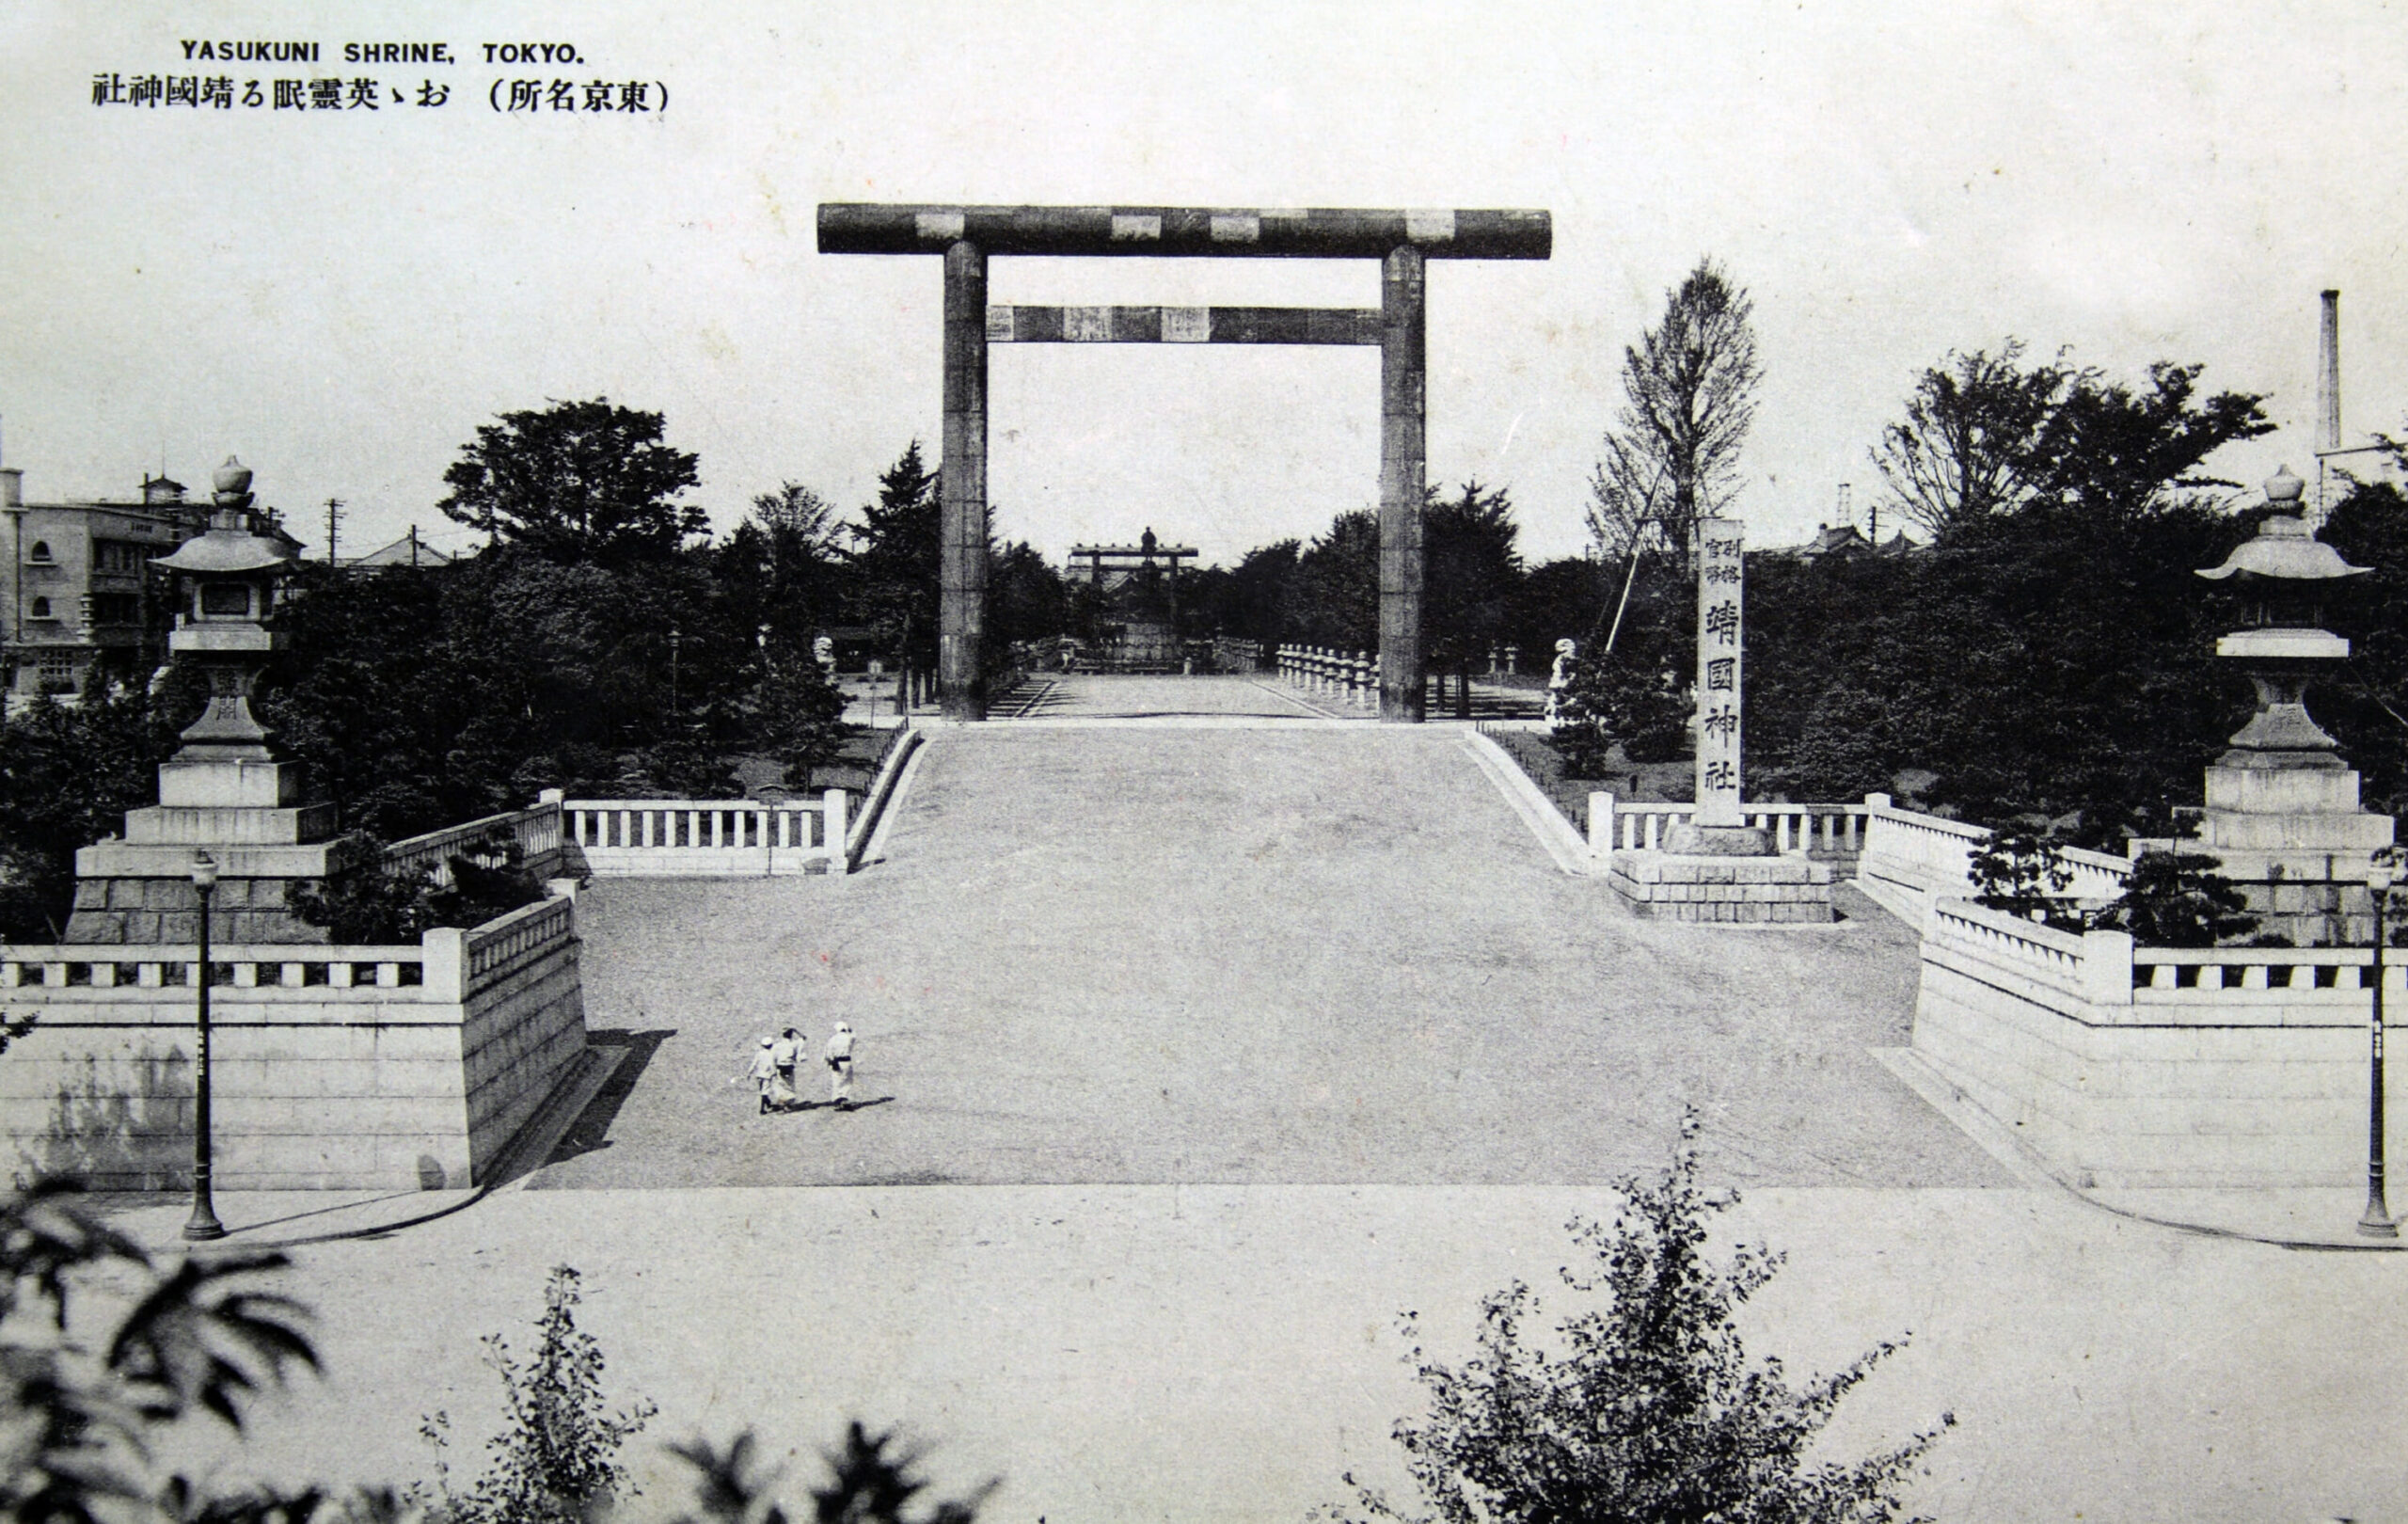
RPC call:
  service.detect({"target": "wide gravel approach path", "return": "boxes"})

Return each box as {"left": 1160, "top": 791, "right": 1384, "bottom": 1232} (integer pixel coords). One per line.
{"left": 538, "top": 705, "right": 2004, "bottom": 1188}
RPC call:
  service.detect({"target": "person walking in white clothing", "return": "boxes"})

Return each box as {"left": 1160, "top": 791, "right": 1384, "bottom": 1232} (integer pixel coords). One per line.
{"left": 768, "top": 1027, "right": 803, "bottom": 1110}
{"left": 743, "top": 1037, "right": 780, "bottom": 1115}
{"left": 824, "top": 1022, "right": 856, "bottom": 1110}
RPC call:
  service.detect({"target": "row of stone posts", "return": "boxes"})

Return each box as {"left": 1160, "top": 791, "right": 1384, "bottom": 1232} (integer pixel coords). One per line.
{"left": 1276, "top": 644, "right": 1378, "bottom": 710}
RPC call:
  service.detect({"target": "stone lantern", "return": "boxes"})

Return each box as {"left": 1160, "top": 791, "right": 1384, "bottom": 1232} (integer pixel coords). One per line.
{"left": 154, "top": 457, "right": 293, "bottom": 760}
{"left": 66, "top": 458, "right": 350, "bottom": 945}
{"left": 2171, "top": 465, "right": 2395, "bottom": 945}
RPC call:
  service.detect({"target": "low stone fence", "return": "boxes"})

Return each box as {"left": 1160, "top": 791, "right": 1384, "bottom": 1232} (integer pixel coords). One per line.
{"left": 1585, "top": 795, "right": 1869, "bottom": 865}
{"left": 562, "top": 792, "right": 848, "bottom": 877}
{"left": 1912, "top": 896, "right": 2402, "bottom": 1187}
{"left": 1855, "top": 793, "right": 2133, "bottom": 923}
{"left": 1275, "top": 644, "right": 1377, "bottom": 709}
{"left": 385, "top": 795, "right": 567, "bottom": 887}
{"left": 0, "top": 892, "right": 586, "bottom": 1191}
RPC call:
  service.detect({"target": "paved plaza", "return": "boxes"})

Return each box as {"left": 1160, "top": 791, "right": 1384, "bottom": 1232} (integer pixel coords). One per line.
{"left": 541, "top": 699, "right": 2003, "bottom": 1189}
{"left": 101, "top": 691, "right": 2408, "bottom": 1521}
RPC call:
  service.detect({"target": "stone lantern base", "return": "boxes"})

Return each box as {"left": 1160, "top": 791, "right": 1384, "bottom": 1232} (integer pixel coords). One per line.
{"left": 1607, "top": 849, "right": 1835, "bottom": 924}
{"left": 62, "top": 754, "right": 356, "bottom": 944}
{"left": 2136, "top": 760, "right": 2396, "bottom": 947}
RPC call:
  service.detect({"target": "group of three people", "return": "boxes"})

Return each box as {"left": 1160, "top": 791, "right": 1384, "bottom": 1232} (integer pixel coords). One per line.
{"left": 748, "top": 1022, "right": 854, "bottom": 1113}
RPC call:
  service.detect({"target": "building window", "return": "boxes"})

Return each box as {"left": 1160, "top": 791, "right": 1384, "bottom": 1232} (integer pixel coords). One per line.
{"left": 91, "top": 593, "right": 141, "bottom": 627}
{"left": 26, "top": 541, "right": 52, "bottom": 564}
{"left": 37, "top": 650, "right": 76, "bottom": 693}
{"left": 28, "top": 597, "right": 51, "bottom": 619}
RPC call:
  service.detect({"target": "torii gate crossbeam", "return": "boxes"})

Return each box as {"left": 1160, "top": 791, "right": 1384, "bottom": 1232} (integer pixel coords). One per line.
{"left": 817, "top": 203, "right": 1552, "bottom": 721}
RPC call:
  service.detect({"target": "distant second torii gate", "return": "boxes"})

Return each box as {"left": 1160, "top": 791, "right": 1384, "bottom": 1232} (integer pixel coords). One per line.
{"left": 816, "top": 202, "right": 1552, "bottom": 721}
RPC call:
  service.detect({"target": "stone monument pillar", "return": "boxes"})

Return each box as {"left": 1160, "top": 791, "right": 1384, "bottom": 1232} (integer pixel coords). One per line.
{"left": 1667, "top": 518, "right": 1764, "bottom": 854}
{"left": 65, "top": 458, "right": 357, "bottom": 944}
{"left": 2157, "top": 466, "right": 2394, "bottom": 945}
{"left": 1605, "top": 516, "right": 1833, "bottom": 923}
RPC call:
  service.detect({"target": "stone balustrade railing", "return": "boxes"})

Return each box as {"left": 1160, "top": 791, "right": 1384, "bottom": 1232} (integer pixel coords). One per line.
{"left": 1856, "top": 792, "right": 2134, "bottom": 923}
{"left": 2130, "top": 945, "right": 2403, "bottom": 996}
{"left": 385, "top": 795, "right": 567, "bottom": 887}
{"left": 3, "top": 945, "right": 429, "bottom": 992}
{"left": 460, "top": 893, "right": 577, "bottom": 992}
{"left": 1924, "top": 894, "right": 2399, "bottom": 1019}
{"left": 1913, "top": 892, "right": 2408, "bottom": 1187}
{"left": 0, "top": 886, "right": 578, "bottom": 1003}
{"left": 1586, "top": 795, "right": 1868, "bottom": 859}
{"left": 562, "top": 792, "right": 848, "bottom": 877}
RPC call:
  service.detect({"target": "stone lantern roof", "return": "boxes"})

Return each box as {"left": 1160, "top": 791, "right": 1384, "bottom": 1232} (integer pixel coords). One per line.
{"left": 2195, "top": 467, "right": 2368, "bottom": 584}
{"left": 152, "top": 456, "right": 296, "bottom": 576}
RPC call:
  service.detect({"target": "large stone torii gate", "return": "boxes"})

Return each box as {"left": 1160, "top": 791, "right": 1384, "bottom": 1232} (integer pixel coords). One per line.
{"left": 816, "top": 203, "right": 1552, "bottom": 721}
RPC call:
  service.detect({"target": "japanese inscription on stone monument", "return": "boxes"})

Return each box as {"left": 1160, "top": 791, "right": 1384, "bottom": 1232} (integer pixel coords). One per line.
{"left": 1695, "top": 518, "right": 1744, "bottom": 828}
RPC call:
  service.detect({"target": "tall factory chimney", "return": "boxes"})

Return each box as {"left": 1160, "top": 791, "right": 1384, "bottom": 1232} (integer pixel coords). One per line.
{"left": 2319, "top": 290, "right": 2342, "bottom": 452}
{"left": 2317, "top": 290, "right": 2341, "bottom": 521}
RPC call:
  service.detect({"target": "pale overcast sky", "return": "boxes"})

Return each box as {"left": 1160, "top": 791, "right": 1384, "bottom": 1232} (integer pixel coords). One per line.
{"left": 4, "top": 2, "right": 2405, "bottom": 566}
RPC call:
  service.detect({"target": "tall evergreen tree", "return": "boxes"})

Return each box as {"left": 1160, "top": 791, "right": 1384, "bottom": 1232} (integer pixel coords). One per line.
{"left": 846, "top": 442, "right": 943, "bottom": 674}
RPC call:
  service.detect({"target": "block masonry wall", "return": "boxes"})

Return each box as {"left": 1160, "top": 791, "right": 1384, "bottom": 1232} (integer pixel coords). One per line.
{"left": 0, "top": 895, "right": 585, "bottom": 1190}
{"left": 1912, "top": 896, "right": 2405, "bottom": 1188}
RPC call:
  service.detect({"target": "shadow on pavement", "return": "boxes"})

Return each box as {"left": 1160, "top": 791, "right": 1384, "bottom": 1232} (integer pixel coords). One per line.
{"left": 540, "top": 1028, "right": 673, "bottom": 1170}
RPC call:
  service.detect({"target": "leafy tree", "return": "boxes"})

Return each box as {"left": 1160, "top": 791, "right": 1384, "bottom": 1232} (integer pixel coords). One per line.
{"left": 420, "top": 1264, "right": 658, "bottom": 1524}
{"left": 1294, "top": 510, "right": 1382, "bottom": 650}
{"left": 2088, "top": 849, "right": 2256, "bottom": 947}
{"left": 846, "top": 443, "right": 943, "bottom": 677}
{"left": 1554, "top": 555, "right": 1694, "bottom": 770}
{"left": 287, "top": 838, "right": 440, "bottom": 944}
{"left": 987, "top": 539, "right": 1072, "bottom": 654}
{"left": 0, "top": 1181, "right": 318, "bottom": 1520}
{"left": 737, "top": 650, "right": 848, "bottom": 793}
{"left": 1871, "top": 348, "right": 2270, "bottom": 544}
{"left": 1506, "top": 557, "right": 1609, "bottom": 677}
{"left": 1194, "top": 539, "right": 1305, "bottom": 652}
{"left": 0, "top": 684, "right": 187, "bottom": 939}
{"left": 1424, "top": 483, "right": 1523, "bottom": 687}
{"left": 439, "top": 398, "right": 705, "bottom": 564}
{"left": 2028, "top": 361, "right": 2272, "bottom": 521}
{"left": 1871, "top": 341, "right": 2072, "bottom": 538}
{"left": 749, "top": 482, "right": 843, "bottom": 558}
{"left": 2320, "top": 479, "right": 2408, "bottom": 814}
{"left": 1587, "top": 259, "right": 1761, "bottom": 559}
{"left": 1323, "top": 1114, "right": 1951, "bottom": 1524}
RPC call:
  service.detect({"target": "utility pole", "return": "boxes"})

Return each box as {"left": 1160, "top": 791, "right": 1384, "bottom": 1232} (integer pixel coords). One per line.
{"left": 324, "top": 498, "right": 343, "bottom": 568}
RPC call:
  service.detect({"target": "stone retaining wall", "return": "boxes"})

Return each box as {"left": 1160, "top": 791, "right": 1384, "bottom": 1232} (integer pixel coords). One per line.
{"left": 1912, "top": 896, "right": 2403, "bottom": 1187}
{"left": 0, "top": 894, "right": 586, "bottom": 1190}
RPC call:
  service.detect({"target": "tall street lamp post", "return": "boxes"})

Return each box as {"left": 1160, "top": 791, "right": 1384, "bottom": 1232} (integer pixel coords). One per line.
{"left": 2359, "top": 860, "right": 2399, "bottom": 1240}
{"left": 183, "top": 850, "right": 227, "bottom": 1242}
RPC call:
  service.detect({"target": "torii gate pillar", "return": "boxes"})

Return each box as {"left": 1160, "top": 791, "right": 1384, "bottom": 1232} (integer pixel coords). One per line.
{"left": 942, "top": 241, "right": 989, "bottom": 720}
{"left": 1378, "top": 246, "right": 1426, "bottom": 722}
{"left": 820, "top": 204, "right": 1549, "bottom": 722}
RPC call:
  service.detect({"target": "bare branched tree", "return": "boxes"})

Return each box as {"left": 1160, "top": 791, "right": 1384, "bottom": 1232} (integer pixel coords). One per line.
{"left": 1587, "top": 259, "right": 1760, "bottom": 558}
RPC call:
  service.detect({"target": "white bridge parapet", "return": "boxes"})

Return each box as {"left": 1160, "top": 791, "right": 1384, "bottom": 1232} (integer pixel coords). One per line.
{"left": 1914, "top": 895, "right": 2406, "bottom": 1187}
{"left": 563, "top": 792, "right": 848, "bottom": 877}
{"left": 1853, "top": 792, "right": 2133, "bottom": 922}
{"left": 385, "top": 797, "right": 567, "bottom": 887}
{"left": 1586, "top": 794, "right": 1869, "bottom": 861}
{"left": 0, "top": 891, "right": 586, "bottom": 1191}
